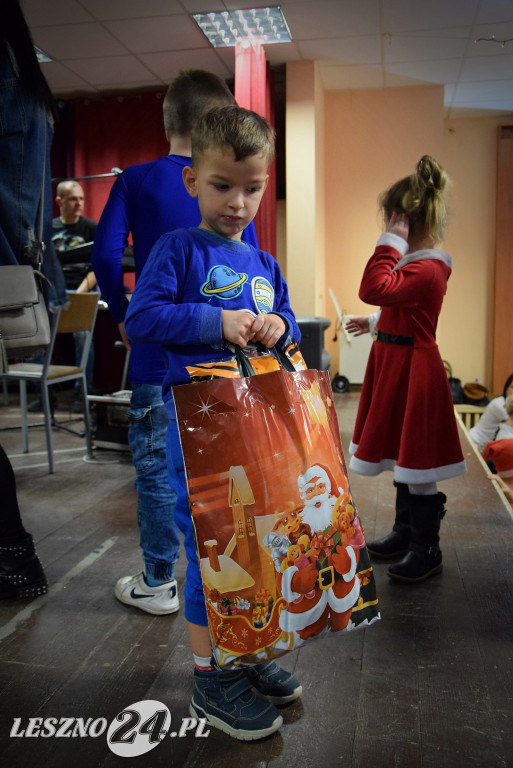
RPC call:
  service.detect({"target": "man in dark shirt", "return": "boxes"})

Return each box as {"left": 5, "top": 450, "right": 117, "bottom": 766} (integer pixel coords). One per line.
{"left": 29, "top": 179, "right": 99, "bottom": 412}
{"left": 52, "top": 180, "right": 97, "bottom": 291}
{"left": 52, "top": 181, "right": 97, "bottom": 404}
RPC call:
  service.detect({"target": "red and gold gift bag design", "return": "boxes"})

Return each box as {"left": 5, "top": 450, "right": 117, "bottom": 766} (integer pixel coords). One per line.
{"left": 173, "top": 362, "right": 380, "bottom": 668}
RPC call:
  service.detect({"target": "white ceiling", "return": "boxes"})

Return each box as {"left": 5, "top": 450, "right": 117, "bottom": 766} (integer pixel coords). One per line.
{"left": 22, "top": 0, "right": 513, "bottom": 118}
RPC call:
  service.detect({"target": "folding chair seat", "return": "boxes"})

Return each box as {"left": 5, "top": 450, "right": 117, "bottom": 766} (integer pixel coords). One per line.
{"left": 2, "top": 291, "right": 99, "bottom": 473}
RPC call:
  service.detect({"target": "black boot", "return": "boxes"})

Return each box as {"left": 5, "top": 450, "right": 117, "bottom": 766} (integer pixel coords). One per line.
{"left": 367, "top": 482, "right": 411, "bottom": 559}
{"left": 0, "top": 535, "right": 48, "bottom": 599}
{"left": 388, "top": 493, "right": 446, "bottom": 583}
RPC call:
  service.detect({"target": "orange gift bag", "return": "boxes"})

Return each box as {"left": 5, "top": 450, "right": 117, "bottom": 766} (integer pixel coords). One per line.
{"left": 173, "top": 345, "right": 380, "bottom": 668}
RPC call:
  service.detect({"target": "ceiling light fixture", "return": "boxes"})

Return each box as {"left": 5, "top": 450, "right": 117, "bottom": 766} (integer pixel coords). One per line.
{"left": 192, "top": 6, "right": 292, "bottom": 48}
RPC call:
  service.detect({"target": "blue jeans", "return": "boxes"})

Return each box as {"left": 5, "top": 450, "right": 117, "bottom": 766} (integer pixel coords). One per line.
{"left": 127, "top": 383, "right": 180, "bottom": 582}
{"left": 166, "top": 415, "right": 208, "bottom": 626}
{"left": 74, "top": 331, "right": 94, "bottom": 392}
{"left": 0, "top": 54, "right": 67, "bottom": 308}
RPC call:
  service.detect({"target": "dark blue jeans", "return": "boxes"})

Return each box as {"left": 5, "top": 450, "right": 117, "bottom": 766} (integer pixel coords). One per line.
{"left": 127, "top": 383, "right": 180, "bottom": 582}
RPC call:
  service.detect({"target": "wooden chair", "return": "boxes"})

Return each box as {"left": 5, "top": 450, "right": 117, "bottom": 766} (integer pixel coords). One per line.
{"left": 455, "top": 408, "right": 513, "bottom": 519}
{"left": 454, "top": 403, "right": 487, "bottom": 430}
{"left": 2, "top": 291, "right": 99, "bottom": 473}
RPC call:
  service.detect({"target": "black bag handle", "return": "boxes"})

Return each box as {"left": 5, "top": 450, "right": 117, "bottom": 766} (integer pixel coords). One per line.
{"left": 234, "top": 345, "right": 256, "bottom": 377}
{"left": 234, "top": 344, "right": 296, "bottom": 377}
{"left": 270, "top": 345, "right": 296, "bottom": 373}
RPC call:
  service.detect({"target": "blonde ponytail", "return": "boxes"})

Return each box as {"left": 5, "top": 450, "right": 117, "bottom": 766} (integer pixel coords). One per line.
{"left": 380, "top": 155, "right": 449, "bottom": 245}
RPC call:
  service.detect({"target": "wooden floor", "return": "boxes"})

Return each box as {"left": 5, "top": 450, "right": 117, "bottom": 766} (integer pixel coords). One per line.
{"left": 0, "top": 387, "right": 512, "bottom": 768}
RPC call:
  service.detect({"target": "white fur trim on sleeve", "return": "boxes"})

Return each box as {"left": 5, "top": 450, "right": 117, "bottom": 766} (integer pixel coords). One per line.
{"left": 377, "top": 232, "right": 409, "bottom": 255}
{"left": 343, "top": 546, "right": 357, "bottom": 582}
{"left": 281, "top": 565, "right": 300, "bottom": 602}
{"left": 368, "top": 310, "right": 381, "bottom": 337}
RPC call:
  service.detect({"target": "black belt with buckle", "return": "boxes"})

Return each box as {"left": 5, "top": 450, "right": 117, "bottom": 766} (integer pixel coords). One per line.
{"left": 373, "top": 329, "right": 414, "bottom": 346}
{"left": 317, "top": 565, "right": 336, "bottom": 590}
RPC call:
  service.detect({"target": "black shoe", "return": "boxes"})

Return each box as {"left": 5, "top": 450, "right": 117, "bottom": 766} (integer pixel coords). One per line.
{"left": 387, "top": 546, "right": 442, "bottom": 583}
{"left": 367, "top": 530, "right": 410, "bottom": 560}
{"left": 0, "top": 536, "right": 48, "bottom": 599}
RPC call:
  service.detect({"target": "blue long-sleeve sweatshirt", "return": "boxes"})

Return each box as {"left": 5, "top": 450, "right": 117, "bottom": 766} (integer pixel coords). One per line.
{"left": 125, "top": 227, "right": 300, "bottom": 409}
{"left": 91, "top": 154, "right": 258, "bottom": 385}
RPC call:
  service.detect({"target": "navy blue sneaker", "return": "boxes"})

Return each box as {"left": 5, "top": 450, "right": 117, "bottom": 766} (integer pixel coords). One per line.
{"left": 190, "top": 668, "right": 283, "bottom": 741}
{"left": 246, "top": 661, "right": 303, "bottom": 705}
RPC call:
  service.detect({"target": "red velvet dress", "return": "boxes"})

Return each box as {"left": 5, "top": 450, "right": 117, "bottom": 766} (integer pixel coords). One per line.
{"left": 349, "top": 232, "right": 466, "bottom": 485}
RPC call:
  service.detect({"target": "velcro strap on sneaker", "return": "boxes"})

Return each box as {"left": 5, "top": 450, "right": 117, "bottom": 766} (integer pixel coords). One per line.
{"left": 218, "top": 672, "right": 254, "bottom": 702}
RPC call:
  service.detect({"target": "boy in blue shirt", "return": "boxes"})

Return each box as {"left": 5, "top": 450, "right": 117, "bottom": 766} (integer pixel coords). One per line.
{"left": 92, "top": 71, "right": 255, "bottom": 614}
{"left": 125, "top": 105, "right": 302, "bottom": 740}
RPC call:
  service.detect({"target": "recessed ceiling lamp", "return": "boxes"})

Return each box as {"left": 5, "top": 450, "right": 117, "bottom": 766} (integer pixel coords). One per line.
{"left": 35, "top": 46, "right": 53, "bottom": 63}
{"left": 192, "top": 6, "right": 292, "bottom": 48}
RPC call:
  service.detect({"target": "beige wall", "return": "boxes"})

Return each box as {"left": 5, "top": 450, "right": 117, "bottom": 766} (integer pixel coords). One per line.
{"left": 285, "top": 61, "right": 325, "bottom": 316}
{"left": 440, "top": 116, "right": 502, "bottom": 388}
{"left": 285, "top": 60, "right": 509, "bottom": 394}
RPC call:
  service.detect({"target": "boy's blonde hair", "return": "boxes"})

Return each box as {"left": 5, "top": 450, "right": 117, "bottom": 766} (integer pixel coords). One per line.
{"left": 191, "top": 105, "right": 275, "bottom": 167}
{"left": 163, "top": 69, "right": 235, "bottom": 137}
{"left": 380, "top": 155, "right": 449, "bottom": 245}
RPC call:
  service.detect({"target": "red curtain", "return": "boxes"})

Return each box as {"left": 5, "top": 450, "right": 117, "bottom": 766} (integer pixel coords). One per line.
{"left": 51, "top": 91, "right": 168, "bottom": 224}
{"left": 50, "top": 59, "right": 276, "bottom": 255}
{"left": 235, "top": 41, "right": 276, "bottom": 257}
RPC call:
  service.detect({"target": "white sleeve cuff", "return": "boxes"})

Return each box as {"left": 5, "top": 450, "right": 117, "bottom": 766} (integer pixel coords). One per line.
{"left": 368, "top": 311, "right": 381, "bottom": 336}
{"left": 377, "top": 232, "right": 409, "bottom": 255}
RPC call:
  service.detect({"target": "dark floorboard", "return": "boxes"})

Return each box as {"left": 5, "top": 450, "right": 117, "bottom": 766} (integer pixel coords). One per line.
{"left": 0, "top": 388, "right": 512, "bottom": 767}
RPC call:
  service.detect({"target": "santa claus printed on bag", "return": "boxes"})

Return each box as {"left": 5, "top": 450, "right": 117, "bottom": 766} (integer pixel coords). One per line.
{"left": 298, "top": 464, "right": 344, "bottom": 532}
{"left": 269, "top": 464, "right": 366, "bottom": 641}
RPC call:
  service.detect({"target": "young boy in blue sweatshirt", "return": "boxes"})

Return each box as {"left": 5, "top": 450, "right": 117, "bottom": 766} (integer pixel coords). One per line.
{"left": 125, "top": 105, "right": 302, "bottom": 740}
{"left": 92, "top": 70, "right": 256, "bottom": 615}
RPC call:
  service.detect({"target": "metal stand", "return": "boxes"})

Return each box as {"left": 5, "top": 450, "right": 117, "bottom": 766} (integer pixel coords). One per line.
{"left": 51, "top": 168, "right": 123, "bottom": 183}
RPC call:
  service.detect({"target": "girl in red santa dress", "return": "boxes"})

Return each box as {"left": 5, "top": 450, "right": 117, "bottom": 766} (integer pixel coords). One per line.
{"left": 346, "top": 155, "right": 467, "bottom": 584}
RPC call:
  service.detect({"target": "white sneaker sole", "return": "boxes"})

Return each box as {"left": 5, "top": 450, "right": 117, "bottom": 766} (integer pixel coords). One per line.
{"left": 114, "top": 579, "right": 180, "bottom": 616}
{"left": 115, "top": 593, "right": 180, "bottom": 615}
{"left": 189, "top": 701, "right": 283, "bottom": 741}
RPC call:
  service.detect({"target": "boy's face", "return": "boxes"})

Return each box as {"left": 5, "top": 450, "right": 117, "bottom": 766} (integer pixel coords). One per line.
{"left": 183, "top": 145, "right": 269, "bottom": 240}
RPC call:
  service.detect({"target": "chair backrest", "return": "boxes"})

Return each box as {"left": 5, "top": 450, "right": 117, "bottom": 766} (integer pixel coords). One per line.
{"left": 19, "top": 292, "right": 100, "bottom": 375}
{"left": 57, "top": 292, "right": 99, "bottom": 334}
{"left": 454, "top": 403, "right": 487, "bottom": 430}
{"left": 50, "top": 291, "right": 100, "bottom": 373}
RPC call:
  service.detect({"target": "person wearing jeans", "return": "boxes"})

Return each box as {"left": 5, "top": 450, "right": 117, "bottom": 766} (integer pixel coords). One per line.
{"left": 0, "top": 1, "right": 67, "bottom": 309}
{"left": 92, "top": 70, "right": 257, "bottom": 614}
{"left": 118, "top": 384, "right": 180, "bottom": 613}
{"left": 0, "top": 0, "right": 68, "bottom": 600}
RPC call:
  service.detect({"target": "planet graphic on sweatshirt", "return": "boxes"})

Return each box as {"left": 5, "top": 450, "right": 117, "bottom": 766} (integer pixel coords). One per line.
{"left": 201, "top": 265, "right": 248, "bottom": 299}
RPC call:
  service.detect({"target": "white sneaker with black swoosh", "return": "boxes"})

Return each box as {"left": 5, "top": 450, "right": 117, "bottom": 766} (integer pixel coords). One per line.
{"left": 114, "top": 573, "right": 180, "bottom": 615}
